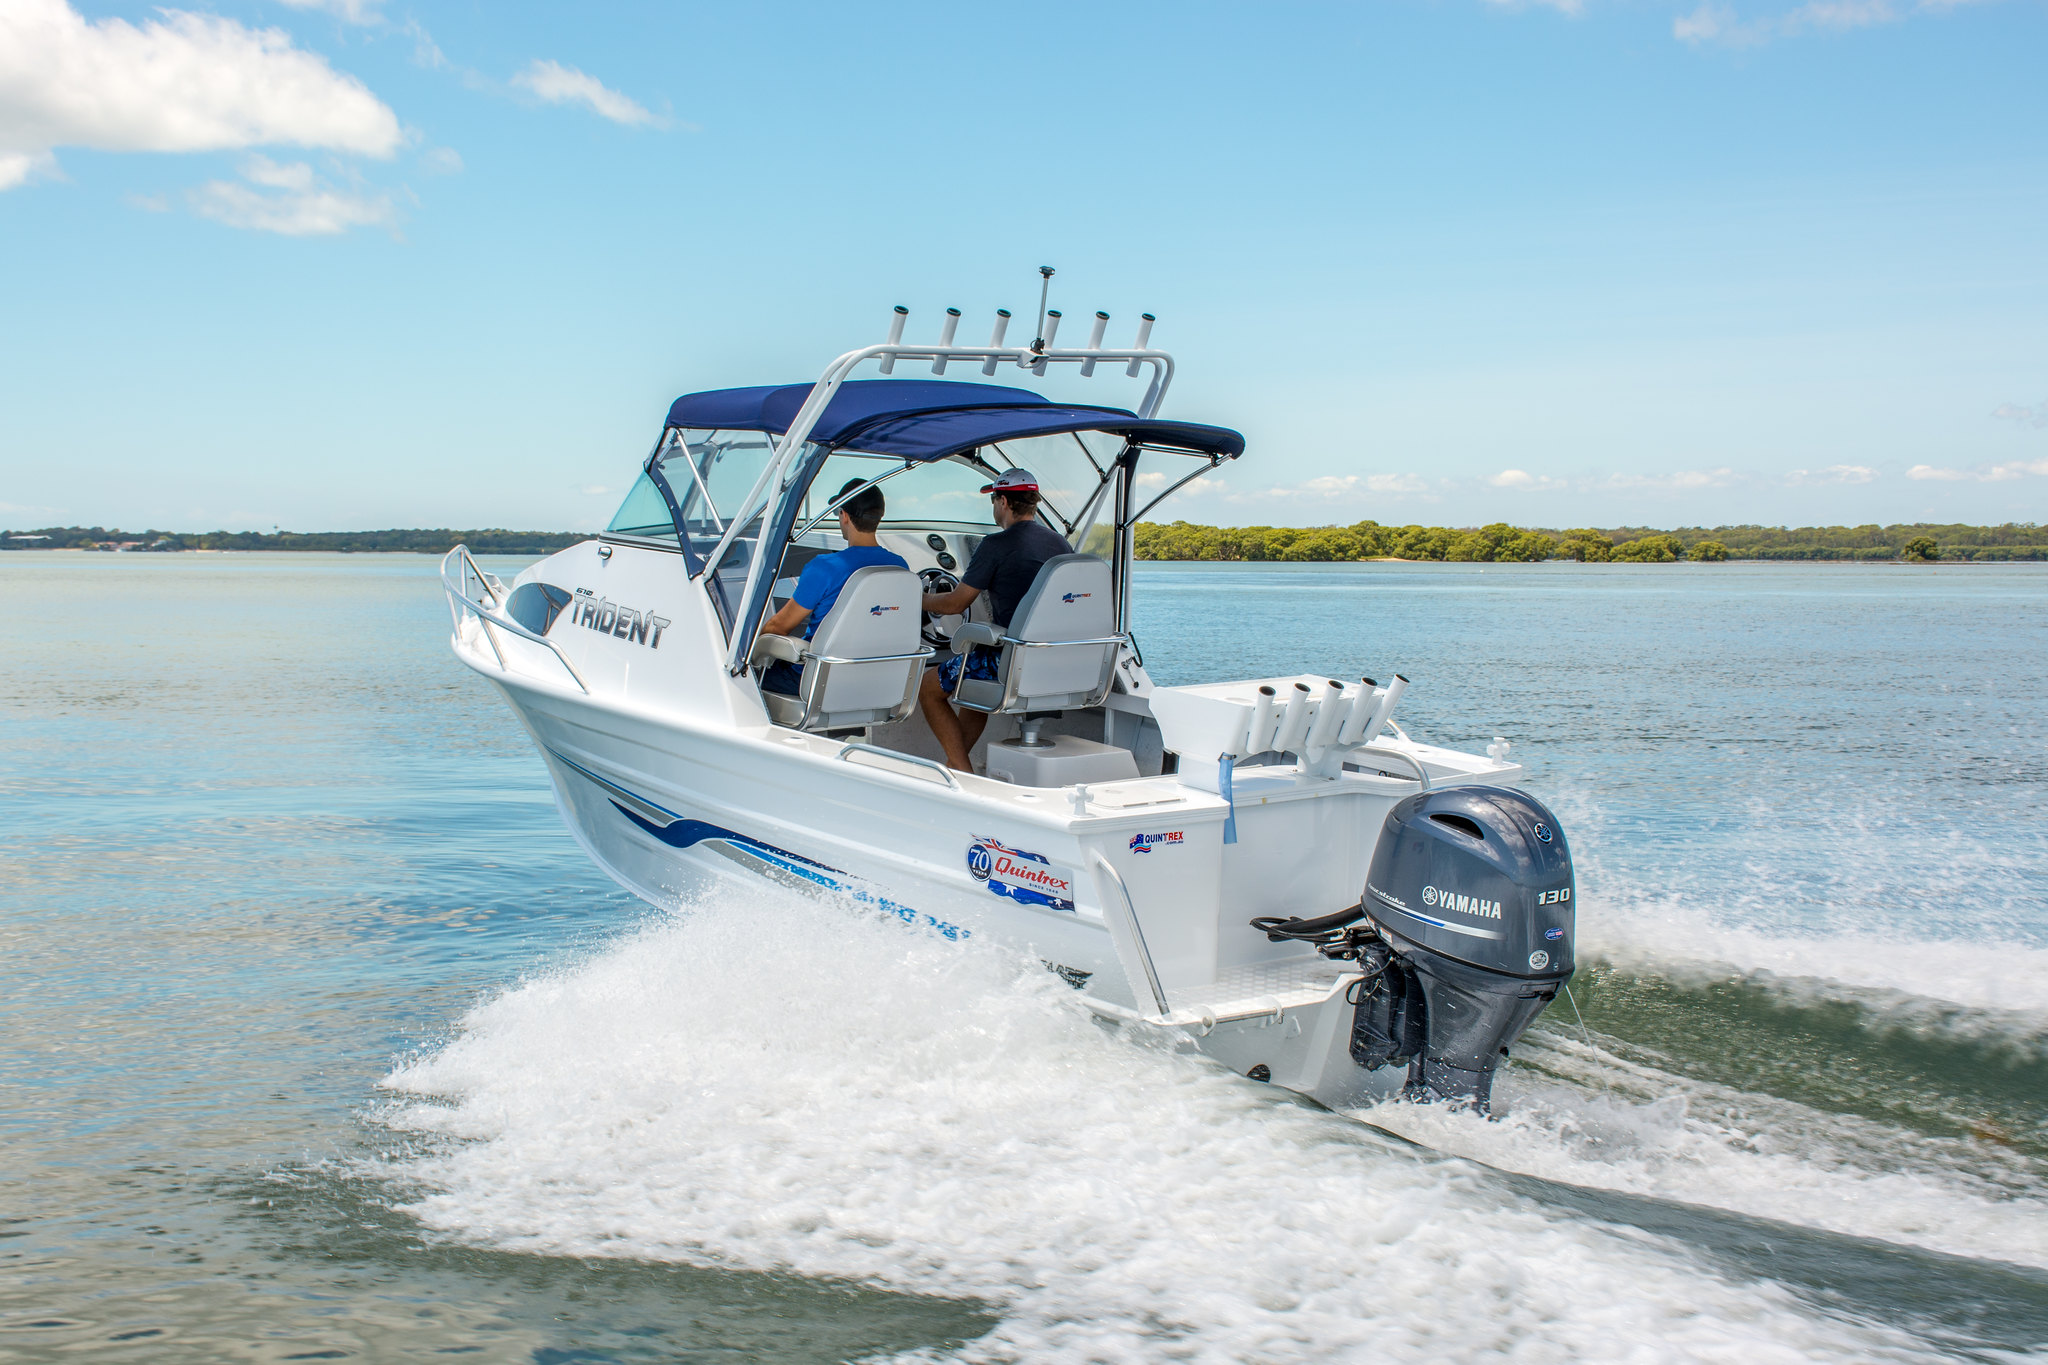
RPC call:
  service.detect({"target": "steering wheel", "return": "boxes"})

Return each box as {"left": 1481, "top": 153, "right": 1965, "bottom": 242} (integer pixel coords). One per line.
{"left": 918, "top": 567, "right": 960, "bottom": 651}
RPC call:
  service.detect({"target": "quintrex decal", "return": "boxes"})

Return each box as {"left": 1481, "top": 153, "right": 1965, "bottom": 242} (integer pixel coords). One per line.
{"left": 967, "top": 836, "right": 1078, "bottom": 911}
{"left": 1128, "top": 831, "right": 1183, "bottom": 854}
{"left": 572, "top": 588, "right": 672, "bottom": 648}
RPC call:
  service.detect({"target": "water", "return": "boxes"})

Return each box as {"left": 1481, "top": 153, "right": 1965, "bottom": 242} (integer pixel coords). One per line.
{"left": 3, "top": 552, "right": 2044, "bottom": 1362}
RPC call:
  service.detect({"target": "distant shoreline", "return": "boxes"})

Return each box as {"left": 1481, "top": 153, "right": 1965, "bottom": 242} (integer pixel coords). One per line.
{"left": 5, "top": 519, "right": 2043, "bottom": 564}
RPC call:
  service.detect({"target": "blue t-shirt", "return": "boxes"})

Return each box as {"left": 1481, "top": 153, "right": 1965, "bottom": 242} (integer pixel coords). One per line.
{"left": 792, "top": 545, "right": 910, "bottom": 639}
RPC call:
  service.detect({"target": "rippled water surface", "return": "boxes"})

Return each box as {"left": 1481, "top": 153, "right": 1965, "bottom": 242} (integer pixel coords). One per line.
{"left": 3, "top": 552, "right": 2044, "bottom": 1363}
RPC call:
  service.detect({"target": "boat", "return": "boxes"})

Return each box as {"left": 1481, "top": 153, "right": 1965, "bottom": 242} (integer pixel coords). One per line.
{"left": 440, "top": 293, "right": 1578, "bottom": 1111}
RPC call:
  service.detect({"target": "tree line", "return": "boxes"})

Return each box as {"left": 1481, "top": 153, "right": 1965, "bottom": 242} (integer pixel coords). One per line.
{"left": 1130, "top": 521, "right": 2048, "bottom": 563}
{"left": 8, "top": 520, "right": 2044, "bottom": 563}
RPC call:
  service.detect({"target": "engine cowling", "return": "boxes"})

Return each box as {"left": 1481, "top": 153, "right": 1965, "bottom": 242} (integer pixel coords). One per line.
{"left": 1354, "top": 785, "right": 1575, "bottom": 1109}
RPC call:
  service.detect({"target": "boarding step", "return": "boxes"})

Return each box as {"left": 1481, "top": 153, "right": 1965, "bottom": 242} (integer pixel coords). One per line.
{"left": 1087, "top": 955, "right": 1361, "bottom": 1029}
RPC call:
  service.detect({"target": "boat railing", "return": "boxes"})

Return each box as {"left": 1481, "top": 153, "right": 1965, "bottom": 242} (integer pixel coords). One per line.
{"left": 834, "top": 741, "right": 959, "bottom": 790}
{"left": 439, "top": 545, "right": 590, "bottom": 695}
{"left": 1089, "top": 853, "right": 1171, "bottom": 1017}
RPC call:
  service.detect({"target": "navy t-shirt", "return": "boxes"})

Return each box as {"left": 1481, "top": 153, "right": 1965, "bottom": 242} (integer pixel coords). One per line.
{"left": 792, "top": 544, "right": 909, "bottom": 639}
{"left": 962, "top": 519, "right": 1073, "bottom": 627}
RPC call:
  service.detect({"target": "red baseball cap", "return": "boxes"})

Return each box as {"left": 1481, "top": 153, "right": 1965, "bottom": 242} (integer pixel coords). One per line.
{"left": 978, "top": 468, "right": 1039, "bottom": 493}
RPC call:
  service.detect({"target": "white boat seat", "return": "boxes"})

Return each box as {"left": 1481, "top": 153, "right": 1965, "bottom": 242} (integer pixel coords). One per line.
{"left": 749, "top": 565, "right": 930, "bottom": 732}
{"left": 952, "top": 553, "right": 1126, "bottom": 715}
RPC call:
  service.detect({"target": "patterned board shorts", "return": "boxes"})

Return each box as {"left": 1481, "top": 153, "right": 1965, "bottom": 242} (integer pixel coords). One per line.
{"left": 933, "top": 647, "right": 999, "bottom": 696}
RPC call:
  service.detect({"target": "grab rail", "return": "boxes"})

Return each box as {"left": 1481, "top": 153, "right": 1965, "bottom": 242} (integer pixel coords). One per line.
{"left": 1348, "top": 745, "right": 1431, "bottom": 790}
{"left": 834, "top": 741, "right": 959, "bottom": 789}
{"left": 804, "top": 647, "right": 935, "bottom": 666}
{"left": 999, "top": 634, "right": 1131, "bottom": 651}
{"left": 1090, "top": 853, "right": 1171, "bottom": 1017}
{"left": 439, "top": 545, "right": 590, "bottom": 695}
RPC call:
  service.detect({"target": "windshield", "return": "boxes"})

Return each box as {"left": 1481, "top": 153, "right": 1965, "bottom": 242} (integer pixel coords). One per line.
{"left": 799, "top": 452, "right": 996, "bottom": 534}
{"left": 606, "top": 471, "right": 678, "bottom": 543}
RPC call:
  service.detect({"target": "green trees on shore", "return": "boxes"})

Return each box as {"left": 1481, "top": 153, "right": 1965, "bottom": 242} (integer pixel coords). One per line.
{"left": 1130, "top": 521, "right": 2047, "bottom": 563}
{"left": 5, "top": 521, "right": 2044, "bottom": 564}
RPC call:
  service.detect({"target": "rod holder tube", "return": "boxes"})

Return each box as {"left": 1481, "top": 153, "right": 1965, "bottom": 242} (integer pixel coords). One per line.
{"left": 1271, "top": 681, "right": 1315, "bottom": 756}
{"left": 1305, "top": 678, "right": 1349, "bottom": 754}
{"left": 1031, "top": 310, "right": 1062, "bottom": 374}
{"left": 982, "top": 309, "right": 1011, "bottom": 375}
{"left": 1246, "top": 684, "right": 1278, "bottom": 754}
{"left": 880, "top": 305, "right": 907, "bottom": 374}
{"left": 1080, "top": 310, "right": 1109, "bottom": 375}
{"left": 1336, "top": 677, "right": 1381, "bottom": 746}
{"left": 1357, "top": 673, "right": 1408, "bottom": 748}
{"left": 1126, "top": 313, "right": 1156, "bottom": 377}
{"left": 932, "top": 307, "right": 961, "bottom": 374}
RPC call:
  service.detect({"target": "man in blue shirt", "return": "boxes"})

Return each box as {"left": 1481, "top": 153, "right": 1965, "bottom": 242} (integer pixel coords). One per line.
{"left": 758, "top": 479, "right": 909, "bottom": 695}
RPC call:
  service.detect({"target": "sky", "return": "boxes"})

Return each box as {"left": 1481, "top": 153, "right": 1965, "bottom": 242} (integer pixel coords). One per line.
{"left": 2, "top": 0, "right": 2045, "bottom": 534}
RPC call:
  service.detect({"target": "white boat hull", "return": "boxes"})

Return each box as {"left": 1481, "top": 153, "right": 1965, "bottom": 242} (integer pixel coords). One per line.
{"left": 452, "top": 536, "right": 1529, "bottom": 1107}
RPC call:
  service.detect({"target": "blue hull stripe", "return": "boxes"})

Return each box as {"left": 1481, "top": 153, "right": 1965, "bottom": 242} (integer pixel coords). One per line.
{"left": 543, "top": 745, "right": 969, "bottom": 940}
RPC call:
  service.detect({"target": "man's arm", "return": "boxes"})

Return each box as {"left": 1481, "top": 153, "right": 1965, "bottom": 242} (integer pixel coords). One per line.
{"left": 927, "top": 536, "right": 997, "bottom": 616}
{"left": 922, "top": 583, "right": 981, "bottom": 616}
{"left": 760, "top": 598, "right": 813, "bottom": 637}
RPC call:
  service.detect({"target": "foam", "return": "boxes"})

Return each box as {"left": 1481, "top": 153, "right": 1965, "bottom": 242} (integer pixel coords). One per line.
{"left": 1354, "top": 1033, "right": 2048, "bottom": 1272}
{"left": 377, "top": 886, "right": 1960, "bottom": 1363}
{"left": 1578, "top": 899, "right": 2048, "bottom": 1030}
{"left": 1541, "top": 783, "right": 2048, "bottom": 1026}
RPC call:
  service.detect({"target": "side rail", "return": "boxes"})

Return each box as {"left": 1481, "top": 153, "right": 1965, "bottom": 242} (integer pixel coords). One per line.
{"left": 439, "top": 545, "right": 590, "bottom": 695}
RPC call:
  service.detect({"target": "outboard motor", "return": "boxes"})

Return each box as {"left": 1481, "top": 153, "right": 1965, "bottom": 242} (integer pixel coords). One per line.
{"left": 1356, "top": 786, "right": 1574, "bottom": 1108}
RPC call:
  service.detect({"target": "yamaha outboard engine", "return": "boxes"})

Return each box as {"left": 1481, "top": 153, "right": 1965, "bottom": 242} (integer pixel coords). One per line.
{"left": 1234, "top": 786, "right": 1582, "bottom": 1112}
{"left": 1355, "top": 786, "right": 1574, "bottom": 1108}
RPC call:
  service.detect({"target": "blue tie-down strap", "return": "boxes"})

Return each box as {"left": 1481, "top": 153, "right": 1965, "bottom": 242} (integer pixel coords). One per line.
{"left": 1219, "top": 754, "right": 1238, "bottom": 845}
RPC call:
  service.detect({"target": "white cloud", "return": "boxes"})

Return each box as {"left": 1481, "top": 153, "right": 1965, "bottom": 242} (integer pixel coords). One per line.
{"left": 1603, "top": 467, "right": 1736, "bottom": 491}
{"left": 1482, "top": 0, "right": 1585, "bottom": 14}
{"left": 1986, "top": 458, "right": 2048, "bottom": 481}
{"left": 1992, "top": 400, "right": 2048, "bottom": 429}
{"left": 1221, "top": 472, "right": 1428, "bottom": 505}
{"left": 1675, "top": 0, "right": 1981, "bottom": 45}
{"left": 1488, "top": 468, "right": 1567, "bottom": 491}
{"left": 277, "top": 0, "right": 384, "bottom": 24}
{"left": 1902, "top": 459, "right": 2048, "bottom": 482}
{"left": 1785, "top": 464, "right": 1877, "bottom": 485}
{"left": 418, "top": 146, "right": 463, "bottom": 175}
{"left": 1674, "top": 4, "right": 1763, "bottom": 43}
{"left": 0, "top": 150, "right": 54, "bottom": 189}
{"left": 1300, "top": 475, "right": 1362, "bottom": 497}
{"left": 189, "top": 154, "right": 395, "bottom": 235}
{"left": 580, "top": 484, "right": 614, "bottom": 497}
{"left": 511, "top": 59, "right": 660, "bottom": 127}
{"left": 0, "top": 0, "right": 401, "bottom": 190}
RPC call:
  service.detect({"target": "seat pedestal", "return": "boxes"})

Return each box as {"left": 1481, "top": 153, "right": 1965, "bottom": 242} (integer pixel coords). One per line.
{"left": 985, "top": 733, "right": 1138, "bottom": 787}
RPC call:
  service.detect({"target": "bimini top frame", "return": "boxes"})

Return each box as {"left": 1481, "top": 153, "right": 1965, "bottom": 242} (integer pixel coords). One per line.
{"left": 640, "top": 306, "right": 1242, "bottom": 674}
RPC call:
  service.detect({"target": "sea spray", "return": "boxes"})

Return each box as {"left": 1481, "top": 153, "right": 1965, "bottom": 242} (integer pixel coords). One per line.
{"left": 378, "top": 884, "right": 1959, "bottom": 1363}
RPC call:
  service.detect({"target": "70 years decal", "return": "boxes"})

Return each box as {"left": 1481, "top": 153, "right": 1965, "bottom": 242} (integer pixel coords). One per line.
{"left": 967, "top": 836, "right": 1078, "bottom": 912}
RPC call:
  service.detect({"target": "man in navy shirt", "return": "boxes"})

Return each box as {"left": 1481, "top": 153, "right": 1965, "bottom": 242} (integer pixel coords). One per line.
{"left": 918, "top": 468, "right": 1073, "bottom": 771}
{"left": 758, "top": 479, "right": 909, "bottom": 694}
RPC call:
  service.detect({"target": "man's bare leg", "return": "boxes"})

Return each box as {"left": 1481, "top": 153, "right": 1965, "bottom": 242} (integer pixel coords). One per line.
{"left": 957, "top": 707, "right": 988, "bottom": 762}
{"left": 919, "top": 668, "right": 975, "bottom": 771}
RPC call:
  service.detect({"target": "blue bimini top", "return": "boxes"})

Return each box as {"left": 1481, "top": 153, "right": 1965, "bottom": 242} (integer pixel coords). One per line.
{"left": 664, "top": 379, "right": 1244, "bottom": 462}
